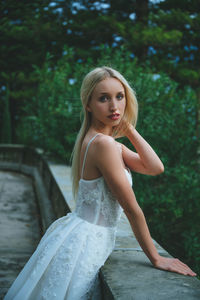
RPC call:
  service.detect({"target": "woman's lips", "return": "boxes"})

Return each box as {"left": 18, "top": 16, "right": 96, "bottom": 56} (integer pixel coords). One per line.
{"left": 108, "top": 113, "right": 120, "bottom": 120}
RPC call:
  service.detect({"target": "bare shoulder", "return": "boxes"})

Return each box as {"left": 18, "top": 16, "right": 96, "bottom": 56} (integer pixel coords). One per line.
{"left": 91, "top": 134, "right": 122, "bottom": 170}
{"left": 93, "top": 134, "right": 117, "bottom": 153}
{"left": 91, "top": 135, "right": 124, "bottom": 175}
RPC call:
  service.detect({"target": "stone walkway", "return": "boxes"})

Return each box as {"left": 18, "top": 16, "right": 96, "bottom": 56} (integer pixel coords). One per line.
{"left": 0, "top": 171, "right": 41, "bottom": 299}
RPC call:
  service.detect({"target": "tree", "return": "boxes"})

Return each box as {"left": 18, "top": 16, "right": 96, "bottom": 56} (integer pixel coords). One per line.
{"left": 2, "top": 0, "right": 199, "bottom": 143}
{"left": 0, "top": 0, "right": 66, "bottom": 141}
{"left": 1, "top": 85, "right": 12, "bottom": 143}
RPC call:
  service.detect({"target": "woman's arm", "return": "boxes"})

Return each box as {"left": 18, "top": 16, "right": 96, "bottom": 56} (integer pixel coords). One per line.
{"left": 125, "top": 209, "right": 196, "bottom": 276}
{"left": 121, "top": 124, "right": 164, "bottom": 175}
{"left": 93, "top": 135, "right": 196, "bottom": 276}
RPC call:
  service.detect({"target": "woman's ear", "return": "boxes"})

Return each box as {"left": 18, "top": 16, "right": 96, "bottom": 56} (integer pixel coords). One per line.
{"left": 86, "top": 105, "right": 92, "bottom": 112}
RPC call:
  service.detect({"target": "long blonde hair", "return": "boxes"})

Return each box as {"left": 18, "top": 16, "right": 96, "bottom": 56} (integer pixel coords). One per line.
{"left": 71, "top": 66, "right": 138, "bottom": 197}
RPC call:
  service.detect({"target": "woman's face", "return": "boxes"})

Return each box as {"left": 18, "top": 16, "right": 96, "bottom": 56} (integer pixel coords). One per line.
{"left": 87, "top": 77, "right": 126, "bottom": 131}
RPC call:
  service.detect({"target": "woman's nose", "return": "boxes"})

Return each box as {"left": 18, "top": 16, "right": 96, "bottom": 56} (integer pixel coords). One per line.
{"left": 109, "top": 99, "right": 117, "bottom": 111}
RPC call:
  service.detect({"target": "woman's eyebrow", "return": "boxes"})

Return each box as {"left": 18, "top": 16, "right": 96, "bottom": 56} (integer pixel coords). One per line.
{"left": 99, "top": 90, "right": 124, "bottom": 94}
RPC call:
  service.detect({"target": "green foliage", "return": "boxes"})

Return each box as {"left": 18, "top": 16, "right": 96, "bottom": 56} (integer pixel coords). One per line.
{"left": 1, "top": 0, "right": 200, "bottom": 143}
{"left": 1, "top": 87, "right": 12, "bottom": 143}
{"left": 124, "top": 68, "right": 200, "bottom": 273}
{"left": 16, "top": 51, "right": 81, "bottom": 161}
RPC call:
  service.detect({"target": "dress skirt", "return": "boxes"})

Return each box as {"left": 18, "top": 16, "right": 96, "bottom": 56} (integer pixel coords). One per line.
{"left": 4, "top": 212, "right": 115, "bottom": 300}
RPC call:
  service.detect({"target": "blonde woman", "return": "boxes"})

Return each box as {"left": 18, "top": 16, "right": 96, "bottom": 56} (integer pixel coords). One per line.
{"left": 5, "top": 67, "right": 196, "bottom": 300}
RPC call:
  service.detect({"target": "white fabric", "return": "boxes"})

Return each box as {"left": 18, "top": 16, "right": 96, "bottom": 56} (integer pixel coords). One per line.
{"left": 4, "top": 135, "right": 132, "bottom": 300}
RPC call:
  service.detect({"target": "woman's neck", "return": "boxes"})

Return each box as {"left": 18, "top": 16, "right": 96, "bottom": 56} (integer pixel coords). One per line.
{"left": 88, "top": 125, "right": 113, "bottom": 136}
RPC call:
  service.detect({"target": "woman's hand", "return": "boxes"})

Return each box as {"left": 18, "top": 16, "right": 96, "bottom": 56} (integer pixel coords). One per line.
{"left": 113, "top": 119, "right": 132, "bottom": 138}
{"left": 153, "top": 255, "right": 197, "bottom": 276}
{"left": 116, "top": 123, "right": 164, "bottom": 175}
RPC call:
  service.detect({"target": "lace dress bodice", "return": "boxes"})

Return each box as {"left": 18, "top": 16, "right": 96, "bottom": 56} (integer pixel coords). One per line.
{"left": 75, "top": 133, "right": 132, "bottom": 228}
{"left": 75, "top": 169, "right": 132, "bottom": 228}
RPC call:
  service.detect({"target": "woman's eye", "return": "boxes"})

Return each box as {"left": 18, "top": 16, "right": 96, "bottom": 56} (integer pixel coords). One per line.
{"left": 117, "top": 93, "right": 124, "bottom": 100}
{"left": 99, "top": 95, "right": 108, "bottom": 102}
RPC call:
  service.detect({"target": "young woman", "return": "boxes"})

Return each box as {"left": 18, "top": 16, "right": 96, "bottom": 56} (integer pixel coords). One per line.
{"left": 4, "top": 66, "right": 196, "bottom": 300}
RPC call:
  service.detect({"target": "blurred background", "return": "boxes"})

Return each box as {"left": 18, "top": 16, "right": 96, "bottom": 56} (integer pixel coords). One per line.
{"left": 0, "top": 0, "right": 199, "bottom": 275}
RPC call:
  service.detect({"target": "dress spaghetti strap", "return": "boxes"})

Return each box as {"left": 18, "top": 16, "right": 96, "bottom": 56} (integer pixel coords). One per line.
{"left": 81, "top": 133, "right": 99, "bottom": 179}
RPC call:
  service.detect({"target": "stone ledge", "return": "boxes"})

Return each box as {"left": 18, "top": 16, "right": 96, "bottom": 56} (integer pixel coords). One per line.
{"left": 100, "top": 211, "right": 200, "bottom": 300}
{"left": 102, "top": 249, "right": 200, "bottom": 300}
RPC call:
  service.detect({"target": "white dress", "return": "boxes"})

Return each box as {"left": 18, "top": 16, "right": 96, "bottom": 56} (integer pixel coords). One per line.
{"left": 4, "top": 134, "right": 132, "bottom": 300}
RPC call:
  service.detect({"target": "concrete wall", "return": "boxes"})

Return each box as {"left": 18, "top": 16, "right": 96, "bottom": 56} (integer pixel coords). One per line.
{"left": 0, "top": 145, "right": 70, "bottom": 233}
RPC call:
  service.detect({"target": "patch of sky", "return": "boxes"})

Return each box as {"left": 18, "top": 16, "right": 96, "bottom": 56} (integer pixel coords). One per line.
{"left": 129, "top": 13, "right": 136, "bottom": 20}
{"left": 112, "top": 42, "right": 118, "bottom": 47}
{"left": 49, "top": 2, "right": 63, "bottom": 14}
{"left": 152, "top": 74, "right": 161, "bottom": 81}
{"left": 92, "top": 2, "right": 110, "bottom": 11}
{"left": 112, "top": 35, "right": 123, "bottom": 46}
{"left": 49, "top": 2, "right": 57, "bottom": 7}
{"left": 67, "top": 103, "right": 72, "bottom": 113}
{"left": 69, "top": 78, "right": 76, "bottom": 85}
{"left": 190, "top": 13, "right": 197, "bottom": 19}
{"left": 192, "top": 135, "right": 197, "bottom": 141}
{"left": 184, "top": 53, "right": 194, "bottom": 61}
{"left": 184, "top": 45, "right": 190, "bottom": 52}
{"left": 51, "top": 41, "right": 57, "bottom": 45}
{"left": 71, "top": 8, "right": 77, "bottom": 14}
{"left": 190, "top": 45, "right": 198, "bottom": 51}
{"left": 44, "top": 7, "right": 49, "bottom": 11}
{"left": 164, "top": 86, "right": 171, "bottom": 94}
{"left": 1, "top": 86, "right": 6, "bottom": 91}
{"left": 72, "top": 1, "right": 86, "bottom": 13}
{"left": 167, "top": 54, "right": 180, "bottom": 65}
{"left": 184, "top": 45, "right": 198, "bottom": 52}
{"left": 62, "top": 21, "right": 67, "bottom": 26}
{"left": 114, "top": 36, "right": 123, "bottom": 42}
{"left": 149, "top": 0, "right": 165, "bottom": 3}
{"left": 185, "top": 24, "right": 191, "bottom": 29}
{"left": 62, "top": 50, "right": 68, "bottom": 56}
{"left": 91, "top": 45, "right": 101, "bottom": 50}
{"left": 10, "top": 20, "right": 22, "bottom": 25}
{"left": 148, "top": 46, "right": 157, "bottom": 55}
{"left": 67, "top": 29, "right": 72, "bottom": 34}
{"left": 53, "top": 7, "right": 63, "bottom": 14}
{"left": 77, "top": 58, "right": 83, "bottom": 63}
{"left": 75, "top": 31, "right": 83, "bottom": 36}
{"left": 148, "top": 19, "right": 155, "bottom": 27}
{"left": 174, "top": 56, "right": 180, "bottom": 64}
{"left": 130, "top": 53, "right": 135, "bottom": 58}
{"left": 71, "top": 1, "right": 109, "bottom": 12}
